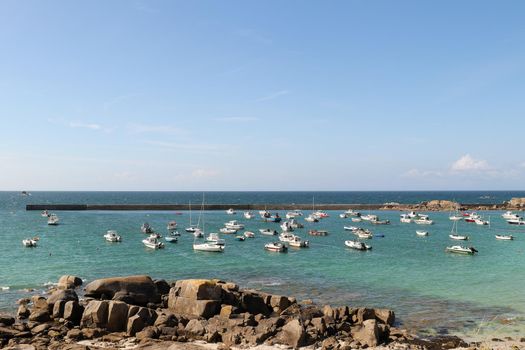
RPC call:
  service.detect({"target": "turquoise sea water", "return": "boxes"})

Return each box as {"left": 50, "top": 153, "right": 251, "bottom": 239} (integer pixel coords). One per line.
{"left": 1, "top": 191, "right": 525, "bottom": 340}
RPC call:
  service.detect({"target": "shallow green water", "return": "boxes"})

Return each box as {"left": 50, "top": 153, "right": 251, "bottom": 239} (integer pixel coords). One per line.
{"left": 1, "top": 191, "right": 524, "bottom": 339}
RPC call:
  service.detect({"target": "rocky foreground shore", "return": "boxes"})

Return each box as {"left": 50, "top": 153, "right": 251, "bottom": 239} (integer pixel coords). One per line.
{"left": 0, "top": 275, "right": 474, "bottom": 349}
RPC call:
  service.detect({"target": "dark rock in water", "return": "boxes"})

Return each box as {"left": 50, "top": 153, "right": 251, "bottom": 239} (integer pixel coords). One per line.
{"left": 57, "top": 275, "right": 83, "bottom": 290}
{"left": 0, "top": 314, "right": 15, "bottom": 326}
{"left": 84, "top": 275, "right": 159, "bottom": 306}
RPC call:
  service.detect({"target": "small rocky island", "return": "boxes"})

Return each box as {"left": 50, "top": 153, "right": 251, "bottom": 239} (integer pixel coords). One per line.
{"left": 0, "top": 275, "right": 469, "bottom": 349}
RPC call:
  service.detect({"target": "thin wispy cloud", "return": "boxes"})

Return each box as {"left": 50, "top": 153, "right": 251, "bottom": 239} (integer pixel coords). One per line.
{"left": 127, "top": 123, "right": 186, "bottom": 136}
{"left": 450, "top": 154, "right": 489, "bottom": 172}
{"left": 69, "top": 121, "right": 102, "bottom": 131}
{"left": 255, "top": 90, "right": 290, "bottom": 102}
{"left": 214, "top": 117, "right": 259, "bottom": 122}
{"left": 144, "top": 140, "right": 225, "bottom": 153}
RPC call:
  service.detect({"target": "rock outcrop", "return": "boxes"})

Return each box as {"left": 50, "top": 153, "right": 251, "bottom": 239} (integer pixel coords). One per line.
{"left": 1, "top": 274, "right": 452, "bottom": 350}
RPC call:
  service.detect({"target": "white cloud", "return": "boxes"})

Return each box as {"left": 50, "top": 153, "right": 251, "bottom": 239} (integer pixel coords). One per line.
{"left": 69, "top": 121, "right": 102, "bottom": 130}
{"left": 214, "top": 117, "right": 259, "bottom": 122}
{"left": 450, "top": 154, "right": 489, "bottom": 172}
{"left": 127, "top": 123, "right": 185, "bottom": 135}
{"left": 402, "top": 169, "right": 443, "bottom": 178}
{"left": 255, "top": 90, "right": 290, "bottom": 102}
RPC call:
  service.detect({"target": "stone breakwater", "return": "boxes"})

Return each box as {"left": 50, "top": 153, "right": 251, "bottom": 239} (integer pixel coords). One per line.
{"left": 0, "top": 275, "right": 472, "bottom": 350}
{"left": 24, "top": 197, "right": 525, "bottom": 211}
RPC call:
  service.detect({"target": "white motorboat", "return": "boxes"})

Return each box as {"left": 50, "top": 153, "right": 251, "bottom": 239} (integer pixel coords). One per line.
{"left": 142, "top": 235, "right": 164, "bottom": 249}
{"left": 167, "top": 221, "right": 178, "bottom": 230}
{"left": 445, "top": 245, "right": 477, "bottom": 255}
{"left": 264, "top": 242, "right": 287, "bottom": 252}
{"left": 185, "top": 226, "right": 198, "bottom": 233}
{"left": 220, "top": 227, "right": 237, "bottom": 234}
{"left": 449, "top": 215, "right": 463, "bottom": 221}
{"left": 339, "top": 213, "right": 348, "bottom": 219}
{"left": 141, "top": 222, "right": 153, "bottom": 234}
{"left": 289, "top": 219, "right": 304, "bottom": 229}
{"left": 495, "top": 235, "right": 514, "bottom": 240}
{"left": 104, "top": 230, "right": 122, "bottom": 242}
{"left": 193, "top": 229, "right": 204, "bottom": 238}
{"left": 370, "top": 218, "right": 390, "bottom": 225}
{"left": 278, "top": 232, "right": 295, "bottom": 243}
{"left": 305, "top": 215, "right": 319, "bottom": 223}
{"left": 345, "top": 240, "right": 371, "bottom": 251}
{"left": 224, "top": 220, "right": 244, "bottom": 230}
{"left": 474, "top": 218, "right": 489, "bottom": 226}
{"left": 502, "top": 211, "right": 520, "bottom": 220}
{"left": 357, "top": 230, "right": 373, "bottom": 239}
{"left": 288, "top": 235, "right": 309, "bottom": 248}
{"left": 22, "top": 238, "right": 37, "bottom": 247}
{"left": 47, "top": 214, "right": 59, "bottom": 225}
{"left": 165, "top": 234, "right": 178, "bottom": 243}
{"left": 344, "top": 226, "right": 358, "bottom": 231}
{"left": 464, "top": 213, "right": 480, "bottom": 223}
{"left": 41, "top": 210, "right": 49, "bottom": 217}
{"left": 259, "top": 209, "right": 271, "bottom": 218}
{"left": 280, "top": 221, "right": 294, "bottom": 232}
{"left": 206, "top": 233, "right": 225, "bottom": 246}
{"left": 361, "top": 214, "right": 378, "bottom": 222}
{"left": 226, "top": 208, "right": 236, "bottom": 215}
{"left": 414, "top": 216, "right": 433, "bottom": 225}
{"left": 507, "top": 218, "right": 525, "bottom": 225}
{"left": 416, "top": 230, "right": 429, "bottom": 236}
{"left": 407, "top": 211, "right": 418, "bottom": 218}
{"left": 259, "top": 229, "right": 278, "bottom": 236}
{"left": 286, "top": 210, "right": 303, "bottom": 219}
{"left": 344, "top": 209, "right": 360, "bottom": 216}
{"left": 449, "top": 234, "right": 468, "bottom": 240}
{"left": 193, "top": 242, "right": 224, "bottom": 252}
{"left": 235, "top": 235, "right": 245, "bottom": 241}
{"left": 351, "top": 217, "right": 362, "bottom": 222}
{"left": 244, "top": 231, "right": 255, "bottom": 238}
{"left": 400, "top": 214, "right": 412, "bottom": 223}
{"left": 244, "top": 211, "right": 254, "bottom": 219}
{"left": 309, "top": 229, "right": 328, "bottom": 236}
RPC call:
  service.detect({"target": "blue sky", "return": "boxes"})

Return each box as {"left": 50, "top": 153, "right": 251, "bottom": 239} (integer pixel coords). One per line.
{"left": 1, "top": 0, "right": 524, "bottom": 190}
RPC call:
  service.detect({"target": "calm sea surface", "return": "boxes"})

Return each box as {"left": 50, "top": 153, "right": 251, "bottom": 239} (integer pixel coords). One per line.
{"left": 1, "top": 191, "right": 525, "bottom": 339}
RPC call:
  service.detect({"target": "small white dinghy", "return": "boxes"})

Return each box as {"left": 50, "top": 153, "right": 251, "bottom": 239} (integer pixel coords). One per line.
{"left": 142, "top": 235, "right": 164, "bottom": 249}
{"left": 104, "top": 230, "right": 122, "bottom": 242}
{"left": 495, "top": 235, "right": 513, "bottom": 240}
{"left": 244, "top": 231, "right": 255, "bottom": 238}
{"left": 445, "top": 245, "right": 477, "bottom": 255}
{"left": 226, "top": 208, "right": 236, "bottom": 215}
{"left": 22, "top": 238, "right": 38, "bottom": 247}
{"left": 264, "top": 242, "right": 287, "bottom": 252}
{"left": 449, "top": 234, "right": 468, "bottom": 241}
{"left": 167, "top": 221, "right": 178, "bottom": 230}
{"left": 193, "top": 229, "right": 204, "bottom": 238}
{"left": 220, "top": 228, "right": 237, "bottom": 234}
{"left": 41, "top": 210, "right": 49, "bottom": 217}
{"left": 351, "top": 217, "right": 362, "bottom": 222}
{"left": 259, "top": 229, "right": 278, "bottom": 236}
{"left": 165, "top": 232, "right": 179, "bottom": 243}
{"left": 357, "top": 231, "right": 373, "bottom": 239}
{"left": 235, "top": 235, "right": 246, "bottom": 241}
{"left": 416, "top": 230, "right": 429, "bottom": 237}
{"left": 345, "top": 240, "right": 371, "bottom": 251}
{"left": 244, "top": 211, "right": 254, "bottom": 219}
{"left": 47, "top": 214, "right": 59, "bottom": 225}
